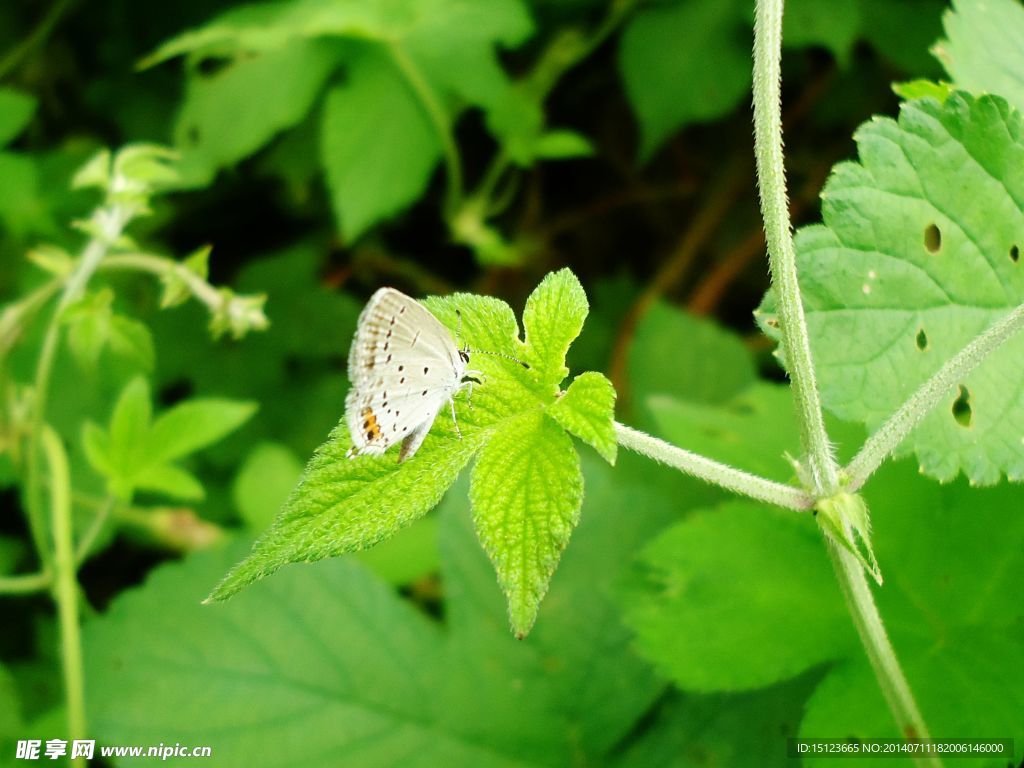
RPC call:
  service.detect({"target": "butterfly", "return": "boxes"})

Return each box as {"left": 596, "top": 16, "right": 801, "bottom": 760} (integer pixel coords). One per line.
{"left": 345, "top": 287, "right": 480, "bottom": 462}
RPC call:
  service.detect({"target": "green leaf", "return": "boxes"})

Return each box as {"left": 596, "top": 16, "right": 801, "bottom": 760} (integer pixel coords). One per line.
{"left": 107, "top": 315, "right": 155, "bottom": 371}
{"left": 320, "top": 45, "right": 440, "bottom": 240}
{"left": 134, "top": 463, "right": 205, "bottom": 501}
{"left": 532, "top": 129, "right": 594, "bottom": 160}
{"left": 62, "top": 290, "right": 154, "bottom": 372}
{"left": 174, "top": 40, "right": 342, "bottom": 184}
{"left": 857, "top": 0, "right": 947, "bottom": 76}
{"left": 619, "top": 0, "right": 750, "bottom": 160}
{"left": 758, "top": 92, "right": 1024, "bottom": 484}
{"left": 622, "top": 502, "right": 853, "bottom": 690}
{"left": 84, "top": 377, "right": 254, "bottom": 502}
{"left": 0, "top": 88, "right": 36, "bottom": 146}
{"left": 207, "top": 421, "right": 483, "bottom": 602}
{"left": 621, "top": 458, "right": 1024, "bottom": 746}
{"left": 232, "top": 442, "right": 303, "bottom": 530}
{"left": 612, "top": 678, "right": 819, "bottom": 768}
{"left": 630, "top": 302, "right": 757, "bottom": 423}
{"left": 108, "top": 377, "right": 153, "bottom": 476}
{"left": 892, "top": 79, "right": 954, "bottom": 103}
{"left": 548, "top": 371, "right": 617, "bottom": 464}
{"left": 778, "top": 0, "right": 860, "bottom": 64}
{"left": 83, "top": 446, "right": 684, "bottom": 766}
{"left": 470, "top": 411, "right": 583, "bottom": 636}
{"left": 521, "top": 268, "right": 589, "bottom": 384}
{"left": 87, "top": 541, "right": 555, "bottom": 768}
{"left": 147, "top": 398, "right": 258, "bottom": 465}
{"left": 211, "top": 271, "right": 606, "bottom": 633}
{"left": 159, "top": 246, "right": 211, "bottom": 309}
{"left": 934, "top": 0, "right": 1024, "bottom": 114}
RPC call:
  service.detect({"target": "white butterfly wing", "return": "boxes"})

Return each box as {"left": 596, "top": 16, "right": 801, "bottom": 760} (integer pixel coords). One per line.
{"left": 346, "top": 288, "right": 465, "bottom": 460}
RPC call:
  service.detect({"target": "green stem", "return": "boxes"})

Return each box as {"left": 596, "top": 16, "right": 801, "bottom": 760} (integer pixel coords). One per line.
{"left": 386, "top": 43, "right": 463, "bottom": 217}
{"left": 615, "top": 422, "right": 813, "bottom": 511}
{"left": 101, "top": 252, "right": 221, "bottom": 307}
{"left": 845, "top": 301, "right": 1024, "bottom": 491}
{"left": 0, "top": 571, "right": 50, "bottom": 594}
{"left": 752, "top": 1, "right": 937, "bottom": 752}
{"left": 41, "top": 427, "right": 86, "bottom": 763}
{"left": 0, "top": 277, "right": 62, "bottom": 360}
{"left": 469, "top": 0, "right": 637, "bottom": 211}
{"left": 752, "top": 0, "right": 837, "bottom": 497}
{"left": 24, "top": 206, "right": 130, "bottom": 571}
{"left": 827, "top": 543, "right": 940, "bottom": 766}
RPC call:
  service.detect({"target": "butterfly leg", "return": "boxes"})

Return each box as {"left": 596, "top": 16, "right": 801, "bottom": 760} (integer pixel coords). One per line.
{"left": 450, "top": 397, "right": 463, "bottom": 440}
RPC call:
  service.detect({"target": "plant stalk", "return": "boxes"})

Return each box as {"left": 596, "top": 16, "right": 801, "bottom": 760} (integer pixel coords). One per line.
{"left": 845, "top": 301, "right": 1024, "bottom": 491}
{"left": 752, "top": 0, "right": 837, "bottom": 497}
{"left": 41, "top": 426, "right": 87, "bottom": 764}
{"left": 24, "top": 206, "right": 130, "bottom": 569}
{"left": 615, "top": 422, "right": 813, "bottom": 511}
{"left": 752, "top": 0, "right": 937, "bottom": 751}
{"left": 827, "top": 542, "right": 941, "bottom": 767}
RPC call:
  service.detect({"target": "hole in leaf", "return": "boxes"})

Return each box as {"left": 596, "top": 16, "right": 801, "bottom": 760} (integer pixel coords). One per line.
{"left": 924, "top": 224, "right": 941, "bottom": 253}
{"left": 1011, "top": 244, "right": 1019, "bottom": 263}
{"left": 915, "top": 329, "right": 928, "bottom": 351}
{"left": 952, "top": 385, "right": 972, "bottom": 428}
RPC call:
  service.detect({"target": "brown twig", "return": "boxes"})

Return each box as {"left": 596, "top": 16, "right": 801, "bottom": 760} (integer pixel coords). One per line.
{"left": 607, "top": 157, "right": 750, "bottom": 403}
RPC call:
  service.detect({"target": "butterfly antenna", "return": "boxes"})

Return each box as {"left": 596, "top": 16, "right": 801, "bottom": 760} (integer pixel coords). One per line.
{"left": 470, "top": 348, "right": 530, "bottom": 369}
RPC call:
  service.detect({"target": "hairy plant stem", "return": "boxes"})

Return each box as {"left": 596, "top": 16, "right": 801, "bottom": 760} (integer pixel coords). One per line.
{"left": 752, "top": 0, "right": 936, "bottom": 751}
{"left": 615, "top": 423, "right": 813, "bottom": 511}
{"left": 24, "top": 206, "right": 130, "bottom": 570}
{"left": 752, "top": 0, "right": 837, "bottom": 497}
{"left": 41, "top": 426, "right": 87, "bottom": 765}
{"left": 101, "top": 252, "right": 221, "bottom": 306}
{"left": 828, "top": 543, "right": 941, "bottom": 767}
{"left": 845, "top": 301, "right": 1024, "bottom": 491}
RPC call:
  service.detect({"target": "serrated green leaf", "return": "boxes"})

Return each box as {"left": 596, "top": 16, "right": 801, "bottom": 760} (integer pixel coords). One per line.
{"left": 619, "top": 0, "right": 750, "bottom": 160}
{"left": 621, "top": 503, "right": 853, "bottom": 690}
{"left": 86, "top": 541, "right": 560, "bottom": 768}
{"left": 175, "top": 40, "right": 342, "bottom": 184}
{"left": 0, "top": 88, "right": 36, "bottom": 146}
{"left": 548, "top": 371, "right": 616, "bottom": 464}
{"left": 147, "top": 398, "right": 258, "bottom": 465}
{"left": 521, "top": 268, "right": 589, "bottom": 385}
{"left": 134, "top": 463, "right": 205, "bottom": 501}
{"left": 207, "top": 421, "right": 483, "bottom": 602}
{"left": 621, "top": 457, "right": 1024, "bottom": 746}
{"left": 470, "top": 411, "right": 583, "bottom": 637}
{"left": 934, "top": 0, "right": 1024, "bottom": 114}
{"left": 320, "top": 46, "right": 440, "bottom": 240}
{"left": 210, "top": 272, "right": 601, "bottom": 631}
{"left": 758, "top": 93, "right": 1024, "bottom": 484}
